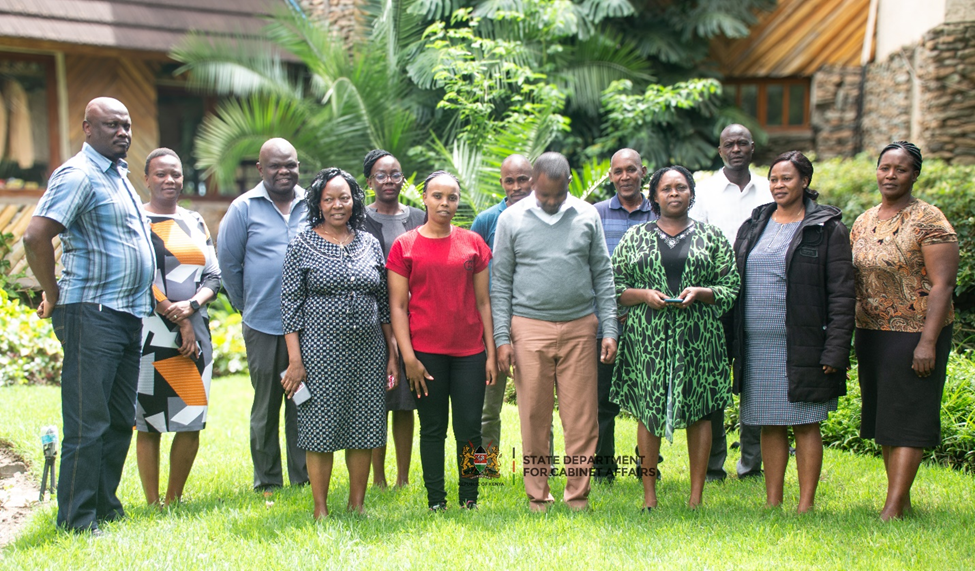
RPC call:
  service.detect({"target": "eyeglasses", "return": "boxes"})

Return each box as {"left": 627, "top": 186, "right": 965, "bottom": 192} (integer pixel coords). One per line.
{"left": 371, "top": 172, "right": 404, "bottom": 183}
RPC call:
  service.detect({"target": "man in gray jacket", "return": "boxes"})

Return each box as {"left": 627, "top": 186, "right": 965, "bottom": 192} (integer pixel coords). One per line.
{"left": 491, "top": 152, "right": 618, "bottom": 512}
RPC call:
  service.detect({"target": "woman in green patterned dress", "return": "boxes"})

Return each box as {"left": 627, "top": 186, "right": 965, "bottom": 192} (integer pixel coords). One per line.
{"left": 611, "top": 166, "right": 740, "bottom": 510}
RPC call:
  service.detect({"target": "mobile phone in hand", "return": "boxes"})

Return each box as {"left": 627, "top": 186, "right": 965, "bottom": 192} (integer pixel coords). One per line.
{"left": 292, "top": 383, "right": 311, "bottom": 405}
{"left": 663, "top": 298, "right": 683, "bottom": 304}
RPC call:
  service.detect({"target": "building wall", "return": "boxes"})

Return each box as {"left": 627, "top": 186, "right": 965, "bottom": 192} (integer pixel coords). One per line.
{"left": 811, "top": 66, "right": 864, "bottom": 158}
{"left": 875, "top": 0, "right": 946, "bottom": 61}
{"left": 65, "top": 54, "right": 160, "bottom": 198}
{"left": 947, "top": 0, "right": 975, "bottom": 22}
{"left": 860, "top": 49, "right": 914, "bottom": 153}
{"left": 299, "top": 0, "right": 359, "bottom": 48}
{"left": 917, "top": 22, "right": 975, "bottom": 163}
{"left": 859, "top": 21, "right": 975, "bottom": 162}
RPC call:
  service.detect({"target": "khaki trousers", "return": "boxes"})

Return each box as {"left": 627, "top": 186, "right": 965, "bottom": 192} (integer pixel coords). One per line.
{"left": 511, "top": 313, "right": 598, "bottom": 510}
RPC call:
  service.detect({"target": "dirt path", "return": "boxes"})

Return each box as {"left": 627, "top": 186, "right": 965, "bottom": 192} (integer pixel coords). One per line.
{"left": 0, "top": 446, "right": 41, "bottom": 547}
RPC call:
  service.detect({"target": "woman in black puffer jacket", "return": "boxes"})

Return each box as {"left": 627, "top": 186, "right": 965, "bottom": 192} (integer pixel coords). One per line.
{"left": 730, "top": 150, "right": 855, "bottom": 513}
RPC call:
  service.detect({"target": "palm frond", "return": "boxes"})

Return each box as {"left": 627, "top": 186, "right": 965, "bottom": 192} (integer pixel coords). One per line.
{"left": 682, "top": 10, "right": 750, "bottom": 41}
{"left": 404, "top": 0, "right": 463, "bottom": 21}
{"left": 194, "top": 95, "right": 315, "bottom": 189}
{"left": 569, "top": 158, "right": 612, "bottom": 200}
{"left": 262, "top": 10, "right": 352, "bottom": 83}
{"left": 170, "top": 34, "right": 297, "bottom": 98}
{"left": 633, "top": 31, "right": 692, "bottom": 65}
{"left": 552, "top": 32, "right": 653, "bottom": 117}
{"left": 579, "top": 0, "right": 636, "bottom": 23}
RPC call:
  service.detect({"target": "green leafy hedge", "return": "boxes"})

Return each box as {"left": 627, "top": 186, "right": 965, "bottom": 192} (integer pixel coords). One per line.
{"left": 0, "top": 290, "right": 62, "bottom": 386}
{"left": 819, "top": 353, "right": 975, "bottom": 473}
{"left": 208, "top": 293, "right": 248, "bottom": 377}
{"left": 726, "top": 353, "right": 975, "bottom": 473}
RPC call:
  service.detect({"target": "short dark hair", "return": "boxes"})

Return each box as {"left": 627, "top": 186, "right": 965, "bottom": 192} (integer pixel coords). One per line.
{"left": 306, "top": 167, "right": 366, "bottom": 230}
{"left": 768, "top": 150, "right": 818, "bottom": 200}
{"left": 421, "top": 170, "right": 460, "bottom": 194}
{"left": 532, "top": 152, "right": 571, "bottom": 186}
{"left": 144, "top": 147, "right": 180, "bottom": 175}
{"left": 647, "top": 165, "right": 695, "bottom": 216}
{"left": 878, "top": 141, "right": 923, "bottom": 174}
{"left": 363, "top": 149, "right": 393, "bottom": 179}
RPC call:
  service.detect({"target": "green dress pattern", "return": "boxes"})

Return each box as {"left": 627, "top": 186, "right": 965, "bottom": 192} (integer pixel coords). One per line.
{"left": 610, "top": 221, "right": 740, "bottom": 441}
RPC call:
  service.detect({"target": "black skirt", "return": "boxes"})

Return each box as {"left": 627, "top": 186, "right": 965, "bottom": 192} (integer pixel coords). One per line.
{"left": 855, "top": 325, "right": 952, "bottom": 448}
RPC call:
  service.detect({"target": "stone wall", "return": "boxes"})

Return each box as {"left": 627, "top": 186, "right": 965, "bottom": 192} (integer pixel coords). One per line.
{"left": 917, "top": 22, "right": 975, "bottom": 164}
{"left": 755, "top": 132, "right": 815, "bottom": 164}
{"left": 299, "top": 0, "right": 359, "bottom": 48}
{"left": 855, "top": 21, "right": 975, "bottom": 162}
{"left": 861, "top": 49, "right": 915, "bottom": 154}
{"left": 811, "top": 66, "right": 863, "bottom": 158}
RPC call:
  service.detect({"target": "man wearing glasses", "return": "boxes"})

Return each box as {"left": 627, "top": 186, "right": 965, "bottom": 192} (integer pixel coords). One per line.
{"left": 361, "top": 149, "right": 425, "bottom": 489}
{"left": 218, "top": 137, "right": 309, "bottom": 493}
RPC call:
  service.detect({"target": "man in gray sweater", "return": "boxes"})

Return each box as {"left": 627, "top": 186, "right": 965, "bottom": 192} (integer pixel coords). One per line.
{"left": 491, "top": 152, "right": 618, "bottom": 512}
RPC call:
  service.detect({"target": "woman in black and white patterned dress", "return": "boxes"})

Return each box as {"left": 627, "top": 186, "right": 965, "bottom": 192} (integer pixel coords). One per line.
{"left": 731, "top": 151, "right": 855, "bottom": 513}
{"left": 281, "top": 167, "right": 399, "bottom": 519}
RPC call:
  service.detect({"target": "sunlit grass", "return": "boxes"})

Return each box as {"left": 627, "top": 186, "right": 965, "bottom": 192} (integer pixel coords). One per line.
{"left": 1, "top": 375, "right": 973, "bottom": 570}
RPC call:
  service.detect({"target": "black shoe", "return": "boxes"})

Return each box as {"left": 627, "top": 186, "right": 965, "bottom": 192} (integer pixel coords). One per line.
{"left": 428, "top": 502, "right": 448, "bottom": 513}
{"left": 738, "top": 471, "right": 764, "bottom": 480}
{"left": 64, "top": 524, "right": 102, "bottom": 537}
{"left": 705, "top": 472, "right": 727, "bottom": 483}
{"left": 96, "top": 510, "right": 125, "bottom": 524}
{"left": 461, "top": 500, "right": 478, "bottom": 510}
{"left": 593, "top": 474, "right": 616, "bottom": 485}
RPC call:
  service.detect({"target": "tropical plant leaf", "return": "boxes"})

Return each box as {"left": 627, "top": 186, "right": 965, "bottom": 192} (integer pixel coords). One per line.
{"left": 551, "top": 30, "right": 653, "bottom": 117}
{"left": 579, "top": 0, "right": 636, "bottom": 23}
{"left": 171, "top": 34, "right": 297, "bottom": 98}
{"left": 194, "top": 95, "right": 315, "bottom": 188}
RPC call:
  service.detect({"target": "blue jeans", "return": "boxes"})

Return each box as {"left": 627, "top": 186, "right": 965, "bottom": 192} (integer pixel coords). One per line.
{"left": 52, "top": 303, "right": 142, "bottom": 531}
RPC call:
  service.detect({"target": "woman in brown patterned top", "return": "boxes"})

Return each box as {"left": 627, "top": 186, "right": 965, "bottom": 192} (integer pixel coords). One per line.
{"left": 850, "top": 141, "right": 959, "bottom": 521}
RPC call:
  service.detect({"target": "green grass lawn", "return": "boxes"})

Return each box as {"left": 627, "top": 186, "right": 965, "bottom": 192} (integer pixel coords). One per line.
{"left": 1, "top": 375, "right": 973, "bottom": 570}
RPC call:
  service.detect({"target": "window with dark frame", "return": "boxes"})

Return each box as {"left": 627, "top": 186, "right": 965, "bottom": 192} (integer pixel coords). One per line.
{"left": 0, "top": 52, "right": 59, "bottom": 191}
{"left": 726, "top": 78, "right": 811, "bottom": 131}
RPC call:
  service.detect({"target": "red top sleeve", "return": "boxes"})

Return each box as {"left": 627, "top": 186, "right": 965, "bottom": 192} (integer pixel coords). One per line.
{"left": 386, "top": 228, "right": 492, "bottom": 356}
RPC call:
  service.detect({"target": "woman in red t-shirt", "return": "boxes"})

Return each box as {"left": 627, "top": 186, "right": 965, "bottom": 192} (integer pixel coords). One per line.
{"left": 387, "top": 171, "right": 497, "bottom": 511}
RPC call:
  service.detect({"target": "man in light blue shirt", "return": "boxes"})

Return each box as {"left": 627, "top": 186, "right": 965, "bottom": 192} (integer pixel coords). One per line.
{"left": 25, "top": 97, "right": 155, "bottom": 534}
{"left": 217, "top": 138, "right": 309, "bottom": 491}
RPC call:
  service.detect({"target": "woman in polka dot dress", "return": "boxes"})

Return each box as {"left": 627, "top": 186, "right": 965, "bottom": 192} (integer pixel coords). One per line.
{"left": 281, "top": 168, "right": 399, "bottom": 519}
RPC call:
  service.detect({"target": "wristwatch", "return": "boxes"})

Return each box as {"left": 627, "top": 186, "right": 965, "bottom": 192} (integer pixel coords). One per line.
{"left": 189, "top": 300, "right": 200, "bottom": 312}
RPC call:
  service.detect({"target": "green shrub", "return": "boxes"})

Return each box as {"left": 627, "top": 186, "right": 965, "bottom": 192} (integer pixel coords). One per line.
{"left": 208, "top": 293, "right": 248, "bottom": 377}
{"left": 821, "top": 353, "right": 975, "bottom": 473}
{"left": 0, "top": 289, "right": 62, "bottom": 386}
{"left": 726, "top": 353, "right": 975, "bottom": 473}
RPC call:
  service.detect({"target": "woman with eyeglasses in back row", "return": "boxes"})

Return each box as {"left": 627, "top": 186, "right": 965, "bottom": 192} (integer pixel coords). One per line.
{"left": 361, "top": 149, "right": 426, "bottom": 490}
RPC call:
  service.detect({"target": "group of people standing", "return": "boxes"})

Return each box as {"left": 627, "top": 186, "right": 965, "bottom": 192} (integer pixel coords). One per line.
{"left": 23, "top": 96, "right": 958, "bottom": 534}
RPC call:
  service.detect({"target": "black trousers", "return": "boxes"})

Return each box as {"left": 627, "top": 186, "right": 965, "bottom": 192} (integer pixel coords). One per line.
{"left": 414, "top": 351, "right": 486, "bottom": 507}
{"left": 593, "top": 343, "right": 619, "bottom": 479}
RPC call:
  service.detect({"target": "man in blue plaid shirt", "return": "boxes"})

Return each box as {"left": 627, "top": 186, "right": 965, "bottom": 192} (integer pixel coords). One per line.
{"left": 25, "top": 97, "right": 155, "bottom": 535}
